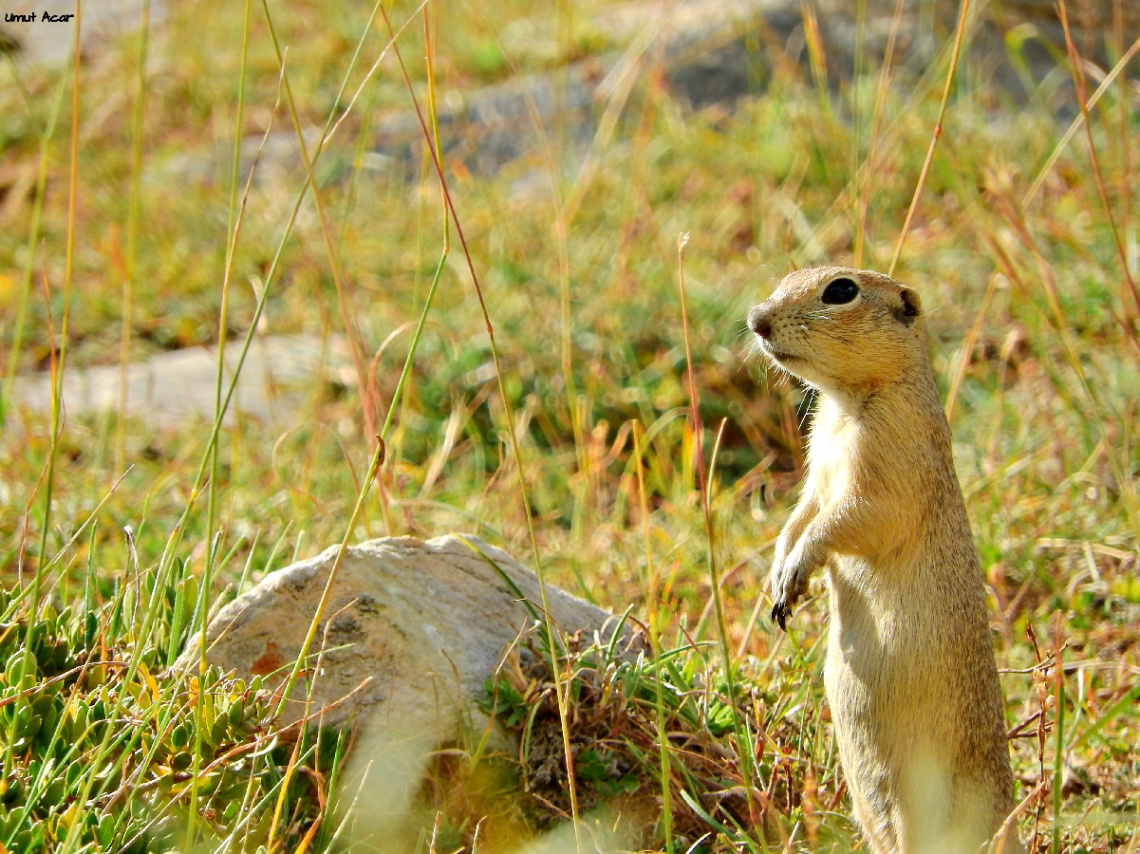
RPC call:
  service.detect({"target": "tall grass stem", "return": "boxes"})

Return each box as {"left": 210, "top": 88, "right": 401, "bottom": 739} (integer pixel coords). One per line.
{"left": 888, "top": 0, "right": 970, "bottom": 276}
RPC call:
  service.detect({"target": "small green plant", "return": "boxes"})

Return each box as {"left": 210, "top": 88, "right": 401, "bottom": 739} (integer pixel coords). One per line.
{"left": 477, "top": 630, "right": 845, "bottom": 851}
{"left": 0, "top": 585, "right": 347, "bottom": 853}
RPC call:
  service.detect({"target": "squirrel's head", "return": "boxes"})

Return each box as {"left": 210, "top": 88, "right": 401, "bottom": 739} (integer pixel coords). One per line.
{"left": 747, "top": 266, "right": 927, "bottom": 396}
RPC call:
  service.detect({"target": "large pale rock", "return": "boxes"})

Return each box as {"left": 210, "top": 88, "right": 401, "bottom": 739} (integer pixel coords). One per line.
{"left": 176, "top": 534, "right": 619, "bottom": 735}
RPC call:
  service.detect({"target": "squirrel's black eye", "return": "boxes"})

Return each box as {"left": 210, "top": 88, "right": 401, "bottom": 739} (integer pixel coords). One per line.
{"left": 821, "top": 277, "right": 860, "bottom": 305}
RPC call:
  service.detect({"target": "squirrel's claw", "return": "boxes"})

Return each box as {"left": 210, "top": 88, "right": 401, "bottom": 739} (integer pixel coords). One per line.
{"left": 771, "top": 600, "right": 789, "bottom": 630}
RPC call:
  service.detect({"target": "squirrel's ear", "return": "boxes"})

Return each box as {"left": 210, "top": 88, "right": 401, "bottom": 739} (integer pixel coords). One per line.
{"left": 896, "top": 287, "right": 921, "bottom": 325}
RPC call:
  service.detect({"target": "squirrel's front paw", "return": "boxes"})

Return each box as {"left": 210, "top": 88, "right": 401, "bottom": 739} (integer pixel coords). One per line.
{"left": 770, "top": 541, "right": 818, "bottom": 630}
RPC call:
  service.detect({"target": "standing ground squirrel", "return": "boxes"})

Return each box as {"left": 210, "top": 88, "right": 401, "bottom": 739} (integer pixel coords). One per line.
{"left": 747, "top": 267, "right": 1020, "bottom": 854}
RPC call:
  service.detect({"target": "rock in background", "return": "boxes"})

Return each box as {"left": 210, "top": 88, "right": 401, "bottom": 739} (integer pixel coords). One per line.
{"left": 8, "top": 334, "right": 355, "bottom": 431}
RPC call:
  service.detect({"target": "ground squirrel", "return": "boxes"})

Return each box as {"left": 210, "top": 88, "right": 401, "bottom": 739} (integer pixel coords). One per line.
{"left": 747, "top": 267, "right": 1020, "bottom": 854}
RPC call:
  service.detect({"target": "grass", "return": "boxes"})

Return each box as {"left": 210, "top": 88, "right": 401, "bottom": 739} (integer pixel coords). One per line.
{"left": 0, "top": 0, "right": 1138, "bottom": 851}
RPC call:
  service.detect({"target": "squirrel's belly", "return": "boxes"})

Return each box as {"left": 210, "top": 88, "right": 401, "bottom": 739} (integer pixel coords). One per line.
{"left": 823, "top": 557, "right": 1004, "bottom": 853}
{"left": 824, "top": 556, "right": 951, "bottom": 717}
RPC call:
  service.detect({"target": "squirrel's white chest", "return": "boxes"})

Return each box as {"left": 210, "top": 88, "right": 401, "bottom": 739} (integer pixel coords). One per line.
{"left": 807, "top": 407, "right": 863, "bottom": 505}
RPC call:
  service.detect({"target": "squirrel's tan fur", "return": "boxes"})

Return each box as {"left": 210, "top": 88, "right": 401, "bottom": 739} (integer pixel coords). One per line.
{"left": 748, "top": 267, "right": 1020, "bottom": 854}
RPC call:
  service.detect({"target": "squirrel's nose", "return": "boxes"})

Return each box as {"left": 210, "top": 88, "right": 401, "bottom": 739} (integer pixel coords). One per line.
{"left": 748, "top": 305, "right": 772, "bottom": 339}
